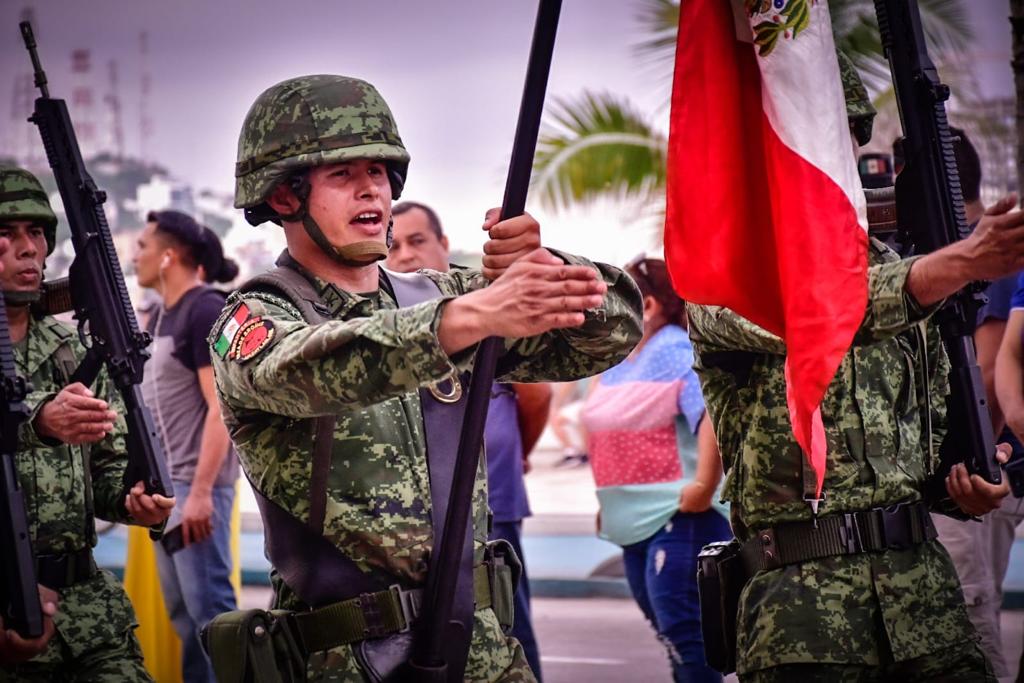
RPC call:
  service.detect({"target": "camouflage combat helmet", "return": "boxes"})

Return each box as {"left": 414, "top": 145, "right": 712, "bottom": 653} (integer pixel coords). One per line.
{"left": 0, "top": 166, "right": 57, "bottom": 255}
{"left": 235, "top": 75, "right": 409, "bottom": 265}
{"left": 837, "top": 51, "right": 876, "bottom": 146}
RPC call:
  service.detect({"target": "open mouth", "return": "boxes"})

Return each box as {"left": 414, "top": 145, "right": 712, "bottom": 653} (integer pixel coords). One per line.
{"left": 351, "top": 211, "right": 383, "bottom": 226}
{"left": 350, "top": 210, "right": 384, "bottom": 236}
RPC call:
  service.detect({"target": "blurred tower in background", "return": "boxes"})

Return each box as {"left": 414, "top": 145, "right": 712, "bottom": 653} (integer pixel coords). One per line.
{"left": 138, "top": 31, "right": 153, "bottom": 162}
{"left": 105, "top": 60, "right": 125, "bottom": 159}
{"left": 69, "top": 47, "right": 98, "bottom": 159}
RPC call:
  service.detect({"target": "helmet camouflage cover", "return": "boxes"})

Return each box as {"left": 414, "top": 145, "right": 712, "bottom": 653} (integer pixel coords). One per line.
{"left": 0, "top": 166, "right": 57, "bottom": 254}
{"left": 837, "top": 51, "right": 876, "bottom": 146}
{"left": 235, "top": 75, "right": 410, "bottom": 225}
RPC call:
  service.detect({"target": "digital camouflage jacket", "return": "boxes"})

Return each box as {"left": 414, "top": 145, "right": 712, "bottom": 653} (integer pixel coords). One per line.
{"left": 210, "top": 251, "right": 641, "bottom": 681}
{"left": 3, "top": 315, "right": 149, "bottom": 680}
{"left": 687, "top": 239, "right": 975, "bottom": 673}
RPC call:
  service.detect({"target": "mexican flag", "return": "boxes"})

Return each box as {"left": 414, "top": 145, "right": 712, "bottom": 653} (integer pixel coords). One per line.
{"left": 664, "top": 0, "right": 868, "bottom": 500}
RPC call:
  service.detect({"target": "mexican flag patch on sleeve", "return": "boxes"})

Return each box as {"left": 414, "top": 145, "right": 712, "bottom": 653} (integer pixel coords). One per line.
{"left": 213, "top": 303, "right": 250, "bottom": 358}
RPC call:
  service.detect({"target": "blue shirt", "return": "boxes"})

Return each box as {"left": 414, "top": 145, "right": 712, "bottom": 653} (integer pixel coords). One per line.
{"left": 484, "top": 383, "right": 531, "bottom": 523}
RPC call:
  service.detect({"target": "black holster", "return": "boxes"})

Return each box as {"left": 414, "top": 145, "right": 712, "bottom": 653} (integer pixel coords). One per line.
{"left": 696, "top": 539, "right": 747, "bottom": 675}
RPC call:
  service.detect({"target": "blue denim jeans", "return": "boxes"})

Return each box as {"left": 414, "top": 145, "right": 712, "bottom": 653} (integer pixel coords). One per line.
{"left": 154, "top": 481, "right": 237, "bottom": 683}
{"left": 490, "top": 520, "right": 542, "bottom": 682}
{"left": 622, "top": 509, "right": 731, "bottom": 683}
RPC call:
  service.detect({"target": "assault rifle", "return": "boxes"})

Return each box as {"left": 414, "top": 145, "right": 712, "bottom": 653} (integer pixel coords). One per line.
{"left": 873, "top": 0, "right": 1001, "bottom": 487}
{"left": 0, "top": 298, "right": 43, "bottom": 638}
{"left": 20, "top": 22, "right": 173, "bottom": 500}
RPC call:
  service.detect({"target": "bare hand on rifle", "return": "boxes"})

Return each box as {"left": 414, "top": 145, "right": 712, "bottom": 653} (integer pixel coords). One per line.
{"left": 0, "top": 585, "right": 57, "bottom": 664}
{"left": 124, "top": 480, "right": 175, "bottom": 526}
{"left": 946, "top": 443, "right": 1011, "bottom": 516}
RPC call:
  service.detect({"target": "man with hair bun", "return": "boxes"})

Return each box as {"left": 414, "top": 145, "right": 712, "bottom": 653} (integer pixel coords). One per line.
{"left": 133, "top": 209, "right": 240, "bottom": 683}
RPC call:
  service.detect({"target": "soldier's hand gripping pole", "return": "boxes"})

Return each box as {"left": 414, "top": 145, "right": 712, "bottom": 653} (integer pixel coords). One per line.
{"left": 0, "top": 298, "right": 43, "bottom": 639}
{"left": 872, "top": 0, "right": 1001, "bottom": 488}
{"left": 19, "top": 22, "right": 173, "bottom": 502}
{"left": 407, "top": 1, "right": 562, "bottom": 680}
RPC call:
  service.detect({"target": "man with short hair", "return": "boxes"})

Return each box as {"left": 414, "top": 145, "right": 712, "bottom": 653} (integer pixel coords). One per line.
{"left": 388, "top": 201, "right": 449, "bottom": 274}
{"left": 210, "top": 75, "right": 641, "bottom": 681}
{"left": 0, "top": 165, "right": 173, "bottom": 679}
{"left": 387, "top": 200, "right": 550, "bottom": 681}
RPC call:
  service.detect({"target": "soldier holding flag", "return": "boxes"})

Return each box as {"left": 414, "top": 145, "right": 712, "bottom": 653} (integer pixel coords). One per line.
{"left": 668, "top": 1, "right": 1024, "bottom": 680}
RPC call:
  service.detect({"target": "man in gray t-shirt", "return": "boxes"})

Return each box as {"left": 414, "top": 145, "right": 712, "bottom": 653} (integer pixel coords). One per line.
{"left": 134, "top": 210, "right": 239, "bottom": 683}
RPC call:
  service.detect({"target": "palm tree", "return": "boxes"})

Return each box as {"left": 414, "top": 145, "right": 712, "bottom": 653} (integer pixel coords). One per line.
{"left": 532, "top": 0, "right": 971, "bottom": 213}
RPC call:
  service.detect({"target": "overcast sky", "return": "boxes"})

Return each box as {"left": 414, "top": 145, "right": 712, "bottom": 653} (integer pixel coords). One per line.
{"left": 0, "top": 0, "right": 1015, "bottom": 264}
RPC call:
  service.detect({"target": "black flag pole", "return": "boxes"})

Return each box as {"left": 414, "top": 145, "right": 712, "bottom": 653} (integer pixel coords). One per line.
{"left": 408, "top": 0, "right": 563, "bottom": 679}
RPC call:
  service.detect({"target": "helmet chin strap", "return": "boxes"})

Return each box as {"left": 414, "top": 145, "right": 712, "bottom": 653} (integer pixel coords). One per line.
{"left": 281, "top": 175, "right": 391, "bottom": 268}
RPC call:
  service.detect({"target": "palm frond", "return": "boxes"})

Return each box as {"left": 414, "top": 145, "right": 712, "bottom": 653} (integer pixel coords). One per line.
{"left": 532, "top": 92, "right": 667, "bottom": 212}
{"left": 633, "top": 0, "right": 681, "bottom": 70}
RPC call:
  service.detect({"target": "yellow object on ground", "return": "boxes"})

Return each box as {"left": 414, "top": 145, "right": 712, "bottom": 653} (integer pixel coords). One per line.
{"left": 123, "top": 479, "right": 243, "bottom": 682}
{"left": 123, "top": 525, "right": 182, "bottom": 683}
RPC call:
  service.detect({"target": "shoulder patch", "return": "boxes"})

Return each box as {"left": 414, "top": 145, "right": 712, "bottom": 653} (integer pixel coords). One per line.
{"left": 228, "top": 317, "right": 275, "bottom": 363}
{"left": 213, "top": 302, "right": 252, "bottom": 358}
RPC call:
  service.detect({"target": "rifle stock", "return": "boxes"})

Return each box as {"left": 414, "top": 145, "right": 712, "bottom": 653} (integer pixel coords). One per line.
{"left": 20, "top": 21, "right": 173, "bottom": 500}
{"left": 873, "top": 0, "right": 1000, "bottom": 487}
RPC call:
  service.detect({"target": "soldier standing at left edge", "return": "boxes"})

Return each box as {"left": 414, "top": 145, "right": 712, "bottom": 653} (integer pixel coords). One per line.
{"left": 0, "top": 166, "right": 173, "bottom": 682}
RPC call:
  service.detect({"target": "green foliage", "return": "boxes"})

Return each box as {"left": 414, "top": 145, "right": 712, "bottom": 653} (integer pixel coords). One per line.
{"left": 533, "top": 0, "right": 972, "bottom": 214}
{"left": 532, "top": 92, "right": 666, "bottom": 211}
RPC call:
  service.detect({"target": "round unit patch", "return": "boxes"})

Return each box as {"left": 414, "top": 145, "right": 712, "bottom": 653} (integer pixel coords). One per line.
{"left": 229, "top": 316, "right": 276, "bottom": 362}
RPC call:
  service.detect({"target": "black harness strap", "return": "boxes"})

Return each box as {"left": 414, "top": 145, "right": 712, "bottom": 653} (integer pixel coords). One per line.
{"left": 238, "top": 256, "right": 477, "bottom": 657}
{"left": 386, "top": 270, "right": 476, "bottom": 680}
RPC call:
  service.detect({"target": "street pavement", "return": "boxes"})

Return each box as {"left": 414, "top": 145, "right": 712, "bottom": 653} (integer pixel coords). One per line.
{"left": 239, "top": 581, "right": 1023, "bottom": 682}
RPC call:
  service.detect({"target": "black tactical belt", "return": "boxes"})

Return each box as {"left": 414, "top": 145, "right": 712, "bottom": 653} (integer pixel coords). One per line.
{"left": 286, "top": 563, "right": 493, "bottom": 654}
{"left": 36, "top": 547, "right": 97, "bottom": 589}
{"left": 740, "top": 501, "right": 936, "bottom": 573}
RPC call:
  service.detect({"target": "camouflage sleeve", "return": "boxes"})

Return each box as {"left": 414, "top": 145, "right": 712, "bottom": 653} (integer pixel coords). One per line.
{"left": 685, "top": 256, "right": 939, "bottom": 355}
{"left": 212, "top": 291, "right": 460, "bottom": 418}
{"left": 428, "top": 250, "right": 644, "bottom": 383}
{"left": 87, "top": 370, "right": 134, "bottom": 524}
{"left": 685, "top": 303, "right": 786, "bottom": 355}
{"left": 18, "top": 388, "right": 60, "bottom": 449}
{"left": 853, "top": 255, "right": 941, "bottom": 345}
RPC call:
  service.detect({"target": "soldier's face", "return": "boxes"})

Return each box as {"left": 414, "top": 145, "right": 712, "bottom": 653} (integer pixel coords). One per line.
{"left": 0, "top": 221, "right": 46, "bottom": 293}
{"left": 133, "top": 222, "right": 165, "bottom": 290}
{"left": 387, "top": 207, "right": 449, "bottom": 273}
{"left": 306, "top": 160, "right": 393, "bottom": 249}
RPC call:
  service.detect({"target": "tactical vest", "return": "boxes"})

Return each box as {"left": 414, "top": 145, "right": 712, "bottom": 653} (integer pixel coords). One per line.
{"left": 204, "top": 258, "right": 516, "bottom": 683}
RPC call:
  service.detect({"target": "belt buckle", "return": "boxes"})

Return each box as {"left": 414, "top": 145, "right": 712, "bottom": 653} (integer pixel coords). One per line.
{"left": 838, "top": 513, "right": 863, "bottom": 554}
{"left": 390, "top": 585, "right": 421, "bottom": 633}
{"left": 874, "top": 503, "right": 913, "bottom": 551}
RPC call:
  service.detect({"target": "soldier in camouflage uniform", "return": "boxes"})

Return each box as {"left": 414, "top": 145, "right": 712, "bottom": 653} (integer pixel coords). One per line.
{"left": 0, "top": 167, "right": 174, "bottom": 681}
{"left": 210, "top": 75, "right": 642, "bottom": 682}
{"left": 686, "top": 58, "right": 1024, "bottom": 681}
